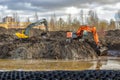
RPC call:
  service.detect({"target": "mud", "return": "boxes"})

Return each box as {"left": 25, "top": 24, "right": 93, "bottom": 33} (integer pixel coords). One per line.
{"left": 105, "top": 29, "right": 120, "bottom": 50}
{"left": 0, "top": 28, "right": 119, "bottom": 59}
{"left": 0, "top": 28, "right": 98, "bottom": 59}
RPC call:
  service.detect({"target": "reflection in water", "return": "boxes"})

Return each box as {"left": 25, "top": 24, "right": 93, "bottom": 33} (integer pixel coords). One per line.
{"left": 0, "top": 57, "right": 119, "bottom": 71}
{"left": 0, "top": 60, "right": 93, "bottom": 71}
{"left": 95, "top": 57, "right": 120, "bottom": 70}
{"left": 95, "top": 60, "right": 102, "bottom": 70}
{"left": 108, "top": 50, "right": 120, "bottom": 57}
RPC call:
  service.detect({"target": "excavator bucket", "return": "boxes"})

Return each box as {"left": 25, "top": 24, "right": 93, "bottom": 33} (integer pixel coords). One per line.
{"left": 15, "top": 32, "right": 28, "bottom": 38}
{"left": 99, "top": 47, "right": 108, "bottom": 55}
{"left": 97, "top": 47, "right": 108, "bottom": 56}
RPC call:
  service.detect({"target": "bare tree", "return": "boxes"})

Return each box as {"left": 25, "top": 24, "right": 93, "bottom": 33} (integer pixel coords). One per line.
{"left": 13, "top": 12, "right": 19, "bottom": 27}
{"left": 50, "top": 17, "right": 54, "bottom": 31}
{"left": 109, "top": 19, "right": 116, "bottom": 30}
{"left": 50, "top": 13, "right": 56, "bottom": 31}
{"left": 13, "top": 13, "right": 15, "bottom": 22}
{"left": 53, "top": 13, "right": 57, "bottom": 27}
{"left": 13, "top": 12, "right": 19, "bottom": 22}
{"left": 88, "top": 10, "right": 99, "bottom": 27}
{"left": 67, "top": 14, "right": 72, "bottom": 26}
{"left": 0, "top": 16, "right": 2, "bottom": 22}
{"left": 80, "top": 10, "right": 84, "bottom": 25}
{"left": 58, "top": 17, "right": 64, "bottom": 29}
{"left": 115, "top": 10, "right": 120, "bottom": 29}
{"left": 27, "top": 17, "right": 30, "bottom": 22}
{"left": 34, "top": 12, "right": 38, "bottom": 21}
{"left": 72, "top": 17, "right": 80, "bottom": 31}
{"left": 99, "top": 20, "right": 108, "bottom": 31}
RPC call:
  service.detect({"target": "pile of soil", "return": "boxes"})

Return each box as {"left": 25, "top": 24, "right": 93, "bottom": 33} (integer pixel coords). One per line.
{"left": 105, "top": 29, "right": 120, "bottom": 50}
{"left": 0, "top": 28, "right": 99, "bottom": 59}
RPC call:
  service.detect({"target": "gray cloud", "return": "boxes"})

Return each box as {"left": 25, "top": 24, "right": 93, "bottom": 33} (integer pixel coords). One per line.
{"left": 0, "top": 0, "right": 120, "bottom": 21}
{"left": 0, "top": 0, "right": 120, "bottom": 12}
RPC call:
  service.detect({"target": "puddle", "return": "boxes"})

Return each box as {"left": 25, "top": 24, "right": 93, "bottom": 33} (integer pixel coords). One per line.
{"left": 0, "top": 57, "right": 119, "bottom": 71}
{"left": 92, "top": 56, "right": 120, "bottom": 70}
{"left": 0, "top": 59, "right": 93, "bottom": 71}
{"left": 108, "top": 50, "right": 120, "bottom": 57}
{"left": 0, "top": 50, "right": 119, "bottom": 71}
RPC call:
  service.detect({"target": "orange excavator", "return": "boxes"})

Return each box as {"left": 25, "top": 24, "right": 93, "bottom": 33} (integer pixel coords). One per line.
{"left": 67, "top": 25, "right": 107, "bottom": 55}
{"left": 76, "top": 25, "right": 99, "bottom": 45}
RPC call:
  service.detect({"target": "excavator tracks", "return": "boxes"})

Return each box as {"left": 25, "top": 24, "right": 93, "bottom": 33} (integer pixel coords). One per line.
{"left": 0, "top": 70, "right": 119, "bottom": 80}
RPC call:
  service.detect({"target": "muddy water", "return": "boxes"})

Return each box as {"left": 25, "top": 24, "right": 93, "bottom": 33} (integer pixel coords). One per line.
{"left": 0, "top": 59, "right": 93, "bottom": 71}
{"left": 108, "top": 50, "right": 120, "bottom": 56}
{"left": 0, "top": 57, "right": 119, "bottom": 71}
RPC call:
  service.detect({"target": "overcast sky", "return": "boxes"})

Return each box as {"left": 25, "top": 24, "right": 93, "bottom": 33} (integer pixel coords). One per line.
{"left": 0, "top": 0, "right": 120, "bottom": 22}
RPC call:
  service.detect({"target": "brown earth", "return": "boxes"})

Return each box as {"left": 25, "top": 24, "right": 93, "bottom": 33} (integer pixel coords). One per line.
{"left": 105, "top": 29, "right": 120, "bottom": 50}
{"left": 103, "top": 29, "right": 120, "bottom": 57}
{"left": 0, "top": 28, "right": 119, "bottom": 59}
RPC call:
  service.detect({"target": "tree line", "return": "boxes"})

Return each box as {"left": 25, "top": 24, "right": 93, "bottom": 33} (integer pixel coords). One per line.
{"left": 49, "top": 10, "right": 120, "bottom": 32}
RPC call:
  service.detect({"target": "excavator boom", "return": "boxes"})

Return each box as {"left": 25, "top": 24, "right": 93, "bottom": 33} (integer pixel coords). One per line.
{"left": 15, "top": 19, "right": 48, "bottom": 38}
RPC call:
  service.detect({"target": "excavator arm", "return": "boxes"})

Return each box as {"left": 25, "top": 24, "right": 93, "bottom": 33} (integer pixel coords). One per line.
{"left": 92, "top": 27, "right": 99, "bottom": 45}
{"left": 15, "top": 19, "right": 48, "bottom": 38}
{"left": 24, "top": 19, "right": 48, "bottom": 36}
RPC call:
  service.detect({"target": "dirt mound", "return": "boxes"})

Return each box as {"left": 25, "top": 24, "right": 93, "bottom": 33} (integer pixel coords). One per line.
{"left": 0, "top": 28, "right": 119, "bottom": 59}
{"left": 0, "top": 27, "right": 8, "bottom": 32}
{"left": 106, "top": 29, "right": 120, "bottom": 36}
{"left": 0, "top": 28, "right": 100, "bottom": 59}
{"left": 0, "top": 37, "right": 98, "bottom": 59}
{"left": 105, "top": 29, "right": 120, "bottom": 50}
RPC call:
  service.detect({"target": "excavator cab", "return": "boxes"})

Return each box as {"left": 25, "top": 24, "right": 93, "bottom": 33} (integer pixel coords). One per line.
{"left": 66, "top": 32, "right": 77, "bottom": 39}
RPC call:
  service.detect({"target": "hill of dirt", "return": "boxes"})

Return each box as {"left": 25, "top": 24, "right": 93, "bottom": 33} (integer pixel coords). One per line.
{"left": 0, "top": 28, "right": 119, "bottom": 59}
{"left": 105, "top": 29, "right": 120, "bottom": 50}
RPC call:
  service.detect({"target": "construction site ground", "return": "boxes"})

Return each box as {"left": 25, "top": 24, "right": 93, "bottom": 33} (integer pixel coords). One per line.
{"left": 0, "top": 28, "right": 120, "bottom": 59}
{"left": 0, "top": 27, "right": 119, "bottom": 79}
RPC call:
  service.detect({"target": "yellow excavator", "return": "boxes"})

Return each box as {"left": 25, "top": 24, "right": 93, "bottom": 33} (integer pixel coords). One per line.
{"left": 15, "top": 19, "right": 48, "bottom": 38}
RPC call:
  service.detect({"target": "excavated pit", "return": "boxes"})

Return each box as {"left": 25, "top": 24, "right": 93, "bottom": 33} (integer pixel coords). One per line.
{"left": 0, "top": 28, "right": 119, "bottom": 59}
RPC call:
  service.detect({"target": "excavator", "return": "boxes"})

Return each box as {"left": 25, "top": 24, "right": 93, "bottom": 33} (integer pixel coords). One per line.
{"left": 67, "top": 25, "right": 107, "bottom": 55}
{"left": 15, "top": 19, "right": 48, "bottom": 38}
